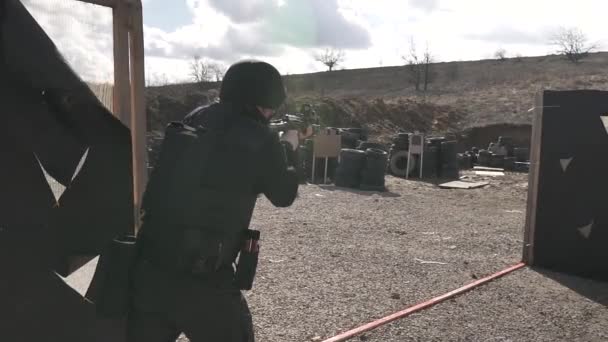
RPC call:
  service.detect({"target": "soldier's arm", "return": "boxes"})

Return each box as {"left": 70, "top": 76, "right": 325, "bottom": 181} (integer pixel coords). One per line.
{"left": 257, "top": 133, "right": 298, "bottom": 207}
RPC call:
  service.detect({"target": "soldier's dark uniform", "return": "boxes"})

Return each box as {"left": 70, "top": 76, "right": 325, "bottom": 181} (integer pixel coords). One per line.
{"left": 127, "top": 61, "right": 299, "bottom": 342}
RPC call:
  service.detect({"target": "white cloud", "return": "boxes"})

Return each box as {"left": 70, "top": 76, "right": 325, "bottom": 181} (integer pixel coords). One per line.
{"left": 19, "top": 0, "right": 608, "bottom": 84}
{"left": 21, "top": 0, "right": 114, "bottom": 83}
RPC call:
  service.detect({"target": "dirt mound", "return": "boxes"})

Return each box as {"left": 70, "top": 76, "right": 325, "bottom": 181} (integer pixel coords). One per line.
{"left": 287, "top": 97, "right": 466, "bottom": 139}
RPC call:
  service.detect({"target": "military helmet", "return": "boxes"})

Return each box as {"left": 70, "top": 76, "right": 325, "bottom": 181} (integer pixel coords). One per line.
{"left": 219, "top": 60, "right": 286, "bottom": 110}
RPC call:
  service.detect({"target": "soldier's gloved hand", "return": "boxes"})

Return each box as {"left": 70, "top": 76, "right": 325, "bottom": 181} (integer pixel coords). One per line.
{"left": 280, "top": 141, "right": 297, "bottom": 168}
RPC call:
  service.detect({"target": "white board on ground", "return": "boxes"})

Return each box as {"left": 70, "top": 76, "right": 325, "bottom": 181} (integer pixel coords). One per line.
{"left": 439, "top": 181, "right": 489, "bottom": 189}
{"left": 473, "top": 166, "right": 505, "bottom": 172}
{"left": 475, "top": 171, "right": 505, "bottom": 177}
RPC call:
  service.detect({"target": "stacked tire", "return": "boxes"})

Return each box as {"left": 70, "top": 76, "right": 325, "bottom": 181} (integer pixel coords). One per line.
{"left": 392, "top": 133, "right": 410, "bottom": 150}
{"left": 360, "top": 149, "right": 388, "bottom": 191}
{"left": 457, "top": 153, "right": 473, "bottom": 170}
{"left": 388, "top": 150, "right": 416, "bottom": 177}
{"left": 503, "top": 157, "right": 516, "bottom": 171}
{"left": 439, "top": 141, "right": 459, "bottom": 179}
{"left": 387, "top": 133, "right": 411, "bottom": 176}
{"left": 334, "top": 149, "right": 366, "bottom": 188}
{"left": 477, "top": 150, "right": 491, "bottom": 166}
{"left": 358, "top": 141, "right": 386, "bottom": 151}
{"left": 421, "top": 145, "right": 439, "bottom": 177}
{"left": 489, "top": 154, "right": 505, "bottom": 168}
{"left": 514, "top": 148, "right": 530, "bottom": 162}
{"left": 339, "top": 128, "right": 367, "bottom": 149}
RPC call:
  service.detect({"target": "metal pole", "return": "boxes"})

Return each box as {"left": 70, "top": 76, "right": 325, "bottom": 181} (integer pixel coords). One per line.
{"left": 312, "top": 153, "right": 316, "bottom": 184}
{"left": 324, "top": 157, "right": 329, "bottom": 184}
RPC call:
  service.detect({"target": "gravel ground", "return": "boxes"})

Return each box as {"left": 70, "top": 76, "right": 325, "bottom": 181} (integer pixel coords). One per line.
{"left": 361, "top": 267, "right": 608, "bottom": 342}
{"left": 175, "top": 171, "right": 606, "bottom": 342}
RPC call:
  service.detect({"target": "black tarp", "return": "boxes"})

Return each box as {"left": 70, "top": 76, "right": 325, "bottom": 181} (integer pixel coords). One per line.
{"left": 526, "top": 90, "right": 608, "bottom": 281}
{"left": 0, "top": 0, "right": 133, "bottom": 340}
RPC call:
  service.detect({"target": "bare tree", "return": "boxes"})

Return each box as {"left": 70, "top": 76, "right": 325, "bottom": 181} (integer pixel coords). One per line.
{"left": 494, "top": 48, "right": 507, "bottom": 61}
{"left": 315, "top": 48, "right": 345, "bottom": 71}
{"left": 550, "top": 27, "right": 597, "bottom": 64}
{"left": 191, "top": 55, "right": 212, "bottom": 83}
{"left": 421, "top": 46, "right": 433, "bottom": 92}
{"left": 209, "top": 63, "right": 226, "bottom": 82}
{"left": 403, "top": 39, "right": 434, "bottom": 92}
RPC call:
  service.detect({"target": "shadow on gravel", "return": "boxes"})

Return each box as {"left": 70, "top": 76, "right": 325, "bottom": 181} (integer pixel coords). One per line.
{"left": 317, "top": 185, "right": 401, "bottom": 198}
{"left": 533, "top": 268, "right": 608, "bottom": 307}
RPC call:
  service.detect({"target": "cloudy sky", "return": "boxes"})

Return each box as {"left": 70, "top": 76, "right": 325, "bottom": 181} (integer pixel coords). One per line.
{"left": 22, "top": 0, "right": 607, "bottom": 84}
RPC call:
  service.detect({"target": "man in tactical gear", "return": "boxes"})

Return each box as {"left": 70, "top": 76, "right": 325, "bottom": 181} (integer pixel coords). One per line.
{"left": 127, "top": 60, "right": 299, "bottom": 342}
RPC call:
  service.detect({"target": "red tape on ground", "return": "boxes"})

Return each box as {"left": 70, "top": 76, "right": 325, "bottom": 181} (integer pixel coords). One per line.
{"left": 323, "top": 262, "right": 526, "bottom": 342}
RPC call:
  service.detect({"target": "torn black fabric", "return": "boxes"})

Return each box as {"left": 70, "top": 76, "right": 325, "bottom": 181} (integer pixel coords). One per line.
{"left": 1, "top": 0, "right": 133, "bottom": 270}
{"left": 0, "top": 1, "right": 134, "bottom": 340}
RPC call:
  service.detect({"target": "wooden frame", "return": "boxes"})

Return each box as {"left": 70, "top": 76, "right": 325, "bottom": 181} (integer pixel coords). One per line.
{"left": 76, "top": 0, "right": 147, "bottom": 231}
{"left": 522, "top": 93, "right": 544, "bottom": 264}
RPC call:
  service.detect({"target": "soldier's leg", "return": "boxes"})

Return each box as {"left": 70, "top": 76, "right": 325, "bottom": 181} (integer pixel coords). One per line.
{"left": 127, "top": 311, "right": 181, "bottom": 342}
{"left": 239, "top": 295, "right": 255, "bottom": 342}
{"left": 127, "top": 260, "right": 181, "bottom": 342}
{"left": 178, "top": 290, "right": 254, "bottom": 342}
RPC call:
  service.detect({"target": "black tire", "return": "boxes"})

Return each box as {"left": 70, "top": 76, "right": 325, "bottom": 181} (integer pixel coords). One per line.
{"left": 340, "top": 148, "right": 366, "bottom": 162}
{"left": 334, "top": 167, "right": 359, "bottom": 188}
{"left": 335, "top": 149, "right": 366, "bottom": 187}
{"left": 391, "top": 143, "right": 408, "bottom": 151}
{"left": 340, "top": 135, "right": 358, "bottom": 149}
{"left": 389, "top": 150, "right": 416, "bottom": 177}
{"left": 358, "top": 142, "right": 386, "bottom": 151}
{"left": 441, "top": 168, "right": 460, "bottom": 180}
{"left": 514, "top": 148, "right": 530, "bottom": 162}
{"left": 489, "top": 154, "right": 505, "bottom": 168}
{"left": 361, "top": 170, "right": 385, "bottom": 186}
{"left": 503, "top": 157, "right": 516, "bottom": 171}
{"left": 427, "top": 137, "right": 446, "bottom": 146}
{"left": 365, "top": 148, "right": 388, "bottom": 157}
{"left": 421, "top": 146, "right": 439, "bottom": 177}
{"left": 477, "top": 150, "right": 491, "bottom": 166}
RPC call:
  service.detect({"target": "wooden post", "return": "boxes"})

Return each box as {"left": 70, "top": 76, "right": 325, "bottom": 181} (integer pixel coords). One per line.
{"left": 112, "top": 0, "right": 132, "bottom": 126}
{"left": 522, "top": 93, "right": 544, "bottom": 264}
{"left": 127, "top": 0, "right": 147, "bottom": 229}
{"left": 72, "top": 0, "right": 146, "bottom": 231}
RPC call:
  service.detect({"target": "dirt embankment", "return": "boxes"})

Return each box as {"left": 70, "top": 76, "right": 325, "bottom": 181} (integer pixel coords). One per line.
{"left": 145, "top": 52, "right": 608, "bottom": 143}
{"left": 283, "top": 97, "right": 467, "bottom": 140}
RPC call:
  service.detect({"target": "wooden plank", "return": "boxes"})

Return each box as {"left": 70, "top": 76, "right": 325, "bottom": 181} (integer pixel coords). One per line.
{"left": 522, "top": 92, "right": 544, "bottom": 264}
{"left": 439, "top": 181, "right": 489, "bottom": 189}
{"left": 75, "top": 0, "right": 116, "bottom": 8}
{"left": 128, "top": 0, "right": 148, "bottom": 230}
{"left": 112, "top": 0, "right": 132, "bottom": 127}
{"left": 475, "top": 171, "right": 505, "bottom": 177}
{"left": 473, "top": 166, "right": 505, "bottom": 172}
{"left": 86, "top": 83, "right": 114, "bottom": 112}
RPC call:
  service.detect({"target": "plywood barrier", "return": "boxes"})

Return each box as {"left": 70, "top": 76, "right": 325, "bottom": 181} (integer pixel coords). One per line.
{"left": 524, "top": 90, "right": 608, "bottom": 281}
